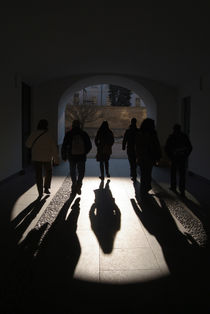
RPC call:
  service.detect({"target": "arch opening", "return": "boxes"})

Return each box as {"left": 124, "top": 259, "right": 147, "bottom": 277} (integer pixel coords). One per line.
{"left": 58, "top": 75, "right": 157, "bottom": 144}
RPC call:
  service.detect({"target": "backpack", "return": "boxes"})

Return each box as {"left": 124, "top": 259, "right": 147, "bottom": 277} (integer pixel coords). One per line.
{"left": 71, "top": 134, "right": 85, "bottom": 155}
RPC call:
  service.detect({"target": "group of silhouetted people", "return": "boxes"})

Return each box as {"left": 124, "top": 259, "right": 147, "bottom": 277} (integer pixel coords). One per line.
{"left": 26, "top": 117, "right": 192, "bottom": 199}
{"left": 123, "top": 117, "right": 162, "bottom": 195}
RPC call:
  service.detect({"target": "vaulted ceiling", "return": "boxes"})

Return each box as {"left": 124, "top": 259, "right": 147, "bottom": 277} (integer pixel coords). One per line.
{"left": 1, "top": 2, "right": 210, "bottom": 87}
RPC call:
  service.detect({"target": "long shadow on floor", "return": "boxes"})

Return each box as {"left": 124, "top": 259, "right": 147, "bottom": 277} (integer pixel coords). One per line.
{"left": 1, "top": 195, "right": 50, "bottom": 313}
{"left": 130, "top": 181, "right": 209, "bottom": 302}
{"left": 89, "top": 179, "right": 121, "bottom": 253}
{"left": 1, "top": 175, "right": 210, "bottom": 314}
{"left": 11, "top": 195, "right": 50, "bottom": 244}
{"left": 2, "top": 193, "right": 81, "bottom": 314}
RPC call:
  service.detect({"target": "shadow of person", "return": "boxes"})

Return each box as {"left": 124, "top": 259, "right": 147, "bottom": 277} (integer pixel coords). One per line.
{"left": 20, "top": 195, "right": 81, "bottom": 313}
{"left": 130, "top": 192, "right": 209, "bottom": 302}
{"left": 89, "top": 179, "right": 121, "bottom": 254}
{"left": 11, "top": 195, "right": 50, "bottom": 244}
{"left": 3, "top": 222, "right": 49, "bottom": 313}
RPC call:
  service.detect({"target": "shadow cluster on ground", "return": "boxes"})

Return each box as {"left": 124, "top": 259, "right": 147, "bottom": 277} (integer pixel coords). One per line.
{"left": 0, "top": 166, "right": 210, "bottom": 314}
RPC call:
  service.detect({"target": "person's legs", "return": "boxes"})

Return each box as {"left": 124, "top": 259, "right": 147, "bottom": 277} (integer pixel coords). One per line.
{"left": 43, "top": 162, "right": 52, "bottom": 193}
{"left": 105, "top": 160, "right": 110, "bottom": 177}
{"left": 170, "top": 161, "right": 177, "bottom": 190}
{"left": 128, "top": 154, "right": 137, "bottom": 181}
{"left": 178, "top": 159, "right": 187, "bottom": 196}
{"left": 144, "top": 163, "right": 153, "bottom": 193}
{"left": 99, "top": 161, "right": 104, "bottom": 179}
{"left": 139, "top": 163, "right": 146, "bottom": 195}
{"left": 34, "top": 161, "right": 43, "bottom": 196}
{"left": 77, "top": 160, "right": 85, "bottom": 194}
{"left": 69, "top": 159, "right": 77, "bottom": 192}
{"left": 139, "top": 160, "right": 152, "bottom": 195}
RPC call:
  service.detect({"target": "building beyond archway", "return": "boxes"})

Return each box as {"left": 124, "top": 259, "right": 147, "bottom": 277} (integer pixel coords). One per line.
{"left": 58, "top": 75, "right": 157, "bottom": 144}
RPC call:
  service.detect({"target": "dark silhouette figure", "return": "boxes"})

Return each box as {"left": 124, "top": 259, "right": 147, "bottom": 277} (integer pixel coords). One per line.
{"left": 22, "top": 196, "right": 81, "bottom": 313}
{"left": 135, "top": 118, "right": 161, "bottom": 196}
{"left": 164, "top": 124, "right": 192, "bottom": 197}
{"left": 122, "top": 117, "right": 138, "bottom": 182}
{"left": 61, "top": 119, "right": 92, "bottom": 195}
{"left": 89, "top": 180, "right": 121, "bottom": 253}
{"left": 25, "top": 119, "right": 59, "bottom": 198}
{"left": 11, "top": 195, "right": 49, "bottom": 244}
{"left": 95, "top": 121, "right": 114, "bottom": 180}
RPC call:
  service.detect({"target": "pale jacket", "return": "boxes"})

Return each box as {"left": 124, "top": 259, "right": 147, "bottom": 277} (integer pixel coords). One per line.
{"left": 25, "top": 130, "right": 59, "bottom": 163}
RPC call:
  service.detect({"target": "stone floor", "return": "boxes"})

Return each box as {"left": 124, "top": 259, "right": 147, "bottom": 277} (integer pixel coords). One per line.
{"left": 0, "top": 158, "right": 209, "bottom": 314}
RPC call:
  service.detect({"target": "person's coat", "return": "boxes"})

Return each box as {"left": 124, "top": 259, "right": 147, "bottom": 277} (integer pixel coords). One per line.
{"left": 122, "top": 125, "right": 138, "bottom": 156}
{"left": 135, "top": 130, "right": 162, "bottom": 165}
{"left": 95, "top": 129, "right": 114, "bottom": 162}
{"left": 25, "top": 130, "right": 59, "bottom": 163}
{"left": 165, "top": 132, "right": 192, "bottom": 162}
{"left": 61, "top": 127, "right": 92, "bottom": 161}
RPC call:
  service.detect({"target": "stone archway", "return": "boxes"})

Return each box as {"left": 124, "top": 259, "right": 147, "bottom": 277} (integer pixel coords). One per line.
{"left": 58, "top": 75, "right": 157, "bottom": 144}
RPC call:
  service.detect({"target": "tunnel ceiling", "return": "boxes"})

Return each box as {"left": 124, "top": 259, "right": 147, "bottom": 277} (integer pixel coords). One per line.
{"left": 1, "top": 2, "right": 210, "bottom": 87}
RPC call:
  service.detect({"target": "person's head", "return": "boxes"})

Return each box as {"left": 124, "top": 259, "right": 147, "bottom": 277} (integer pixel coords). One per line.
{"left": 173, "top": 123, "right": 181, "bottom": 133}
{"left": 37, "top": 119, "right": 48, "bottom": 130}
{"left": 72, "top": 120, "right": 81, "bottom": 129}
{"left": 100, "top": 120, "right": 109, "bottom": 130}
{"left": 140, "top": 118, "right": 155, "bottom": 132}
{"left": 131, "top": 117, "right": 137, "bottom": 126}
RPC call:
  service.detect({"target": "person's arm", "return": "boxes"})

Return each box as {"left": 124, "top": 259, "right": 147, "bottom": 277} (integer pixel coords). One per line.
{"left": 94, "top": 132, "right": 99, "bottom": 147}
{"left": 25, "top": 133, "right": 34, "bottom": 148}
{"left": 110, "top": 131, "right": 114, "bottom": 146}
{"left": 164, "top": 136, "right": 173, "bottom": 159}
{"left": 153, "top": 135, "right": 162, "bottom": 163}
{"left": 85, "top": 133, "right": 92, "bottom": 154}
{"left": 122, "top": 131, "right": 127, "bottom": 150}
{"left": 52, "top": 143, "right": 59, "bottom": 165}
{"left": 61, "top": 133, "right": 69, "bottom": 161}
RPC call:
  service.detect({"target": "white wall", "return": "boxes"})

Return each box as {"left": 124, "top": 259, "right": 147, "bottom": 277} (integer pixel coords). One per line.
{"left": 0, "top": 73, "right": 22, "bottom": 181}
{"left": 179, "top": 75, "right": 210, "bottom": 180}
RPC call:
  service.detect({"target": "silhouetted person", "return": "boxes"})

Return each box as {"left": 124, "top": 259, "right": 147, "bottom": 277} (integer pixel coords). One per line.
{"left": 135, "top": 118, "right": 161, "bottom": 196}
{"left": 165, "top": 124, "right": 192, "bottom": 197}
{"left": 122, "top": 117, "right": 138, "bottom": 182}
{"left": 95, "top": 120, "right": 114, "bottom": 180}
{"left": 61, "top": 120, "right": 92, "bottom": 195}
{"left": 25, "top": 119, "right": 59, "bottom": 198}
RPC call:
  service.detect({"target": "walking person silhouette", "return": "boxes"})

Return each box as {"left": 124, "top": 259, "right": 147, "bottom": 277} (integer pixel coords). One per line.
{"left": 25, "top": 119, "right": 59, "bottom": 198}
{"left": 164, "top": 123, "right": 192, "bottom": 197}
{"left": 135, "top": 118, "right": 161, "bottom": 196}
{"left": 61, "top": 120, "right": 92, "bottom": 195}
{"left": 122, "top": 117, "right": 138, "bottom": 182}
{"left": 95, "top": 121, "right": 114, "bottom": 180}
